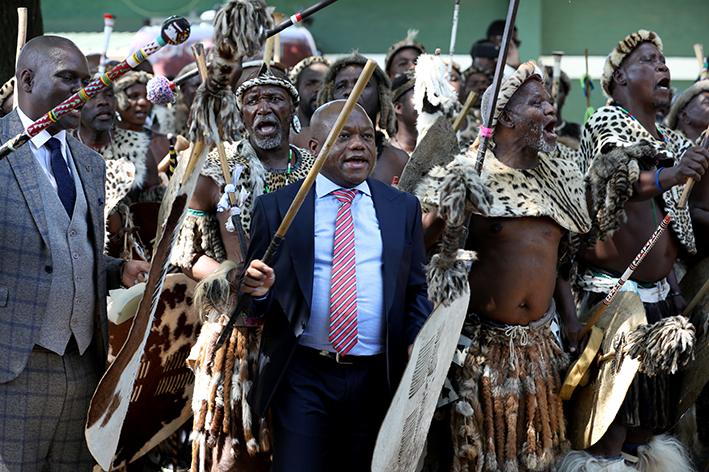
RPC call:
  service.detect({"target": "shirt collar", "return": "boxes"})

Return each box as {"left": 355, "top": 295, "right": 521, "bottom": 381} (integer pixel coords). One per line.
{"left": 16, "top": 106, "right": 68, "bottom": 151}
{"left": 315, "top": 173, "right": 371, "bottom": 199}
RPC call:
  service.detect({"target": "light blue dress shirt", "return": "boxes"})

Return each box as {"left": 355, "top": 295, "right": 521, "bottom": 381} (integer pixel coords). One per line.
{"left": 299, "top": 173, "right": 385, "bottom": 355}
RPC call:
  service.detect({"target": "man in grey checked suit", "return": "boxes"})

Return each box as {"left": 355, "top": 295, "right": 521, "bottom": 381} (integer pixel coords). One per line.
{"left": 0, "top": 36, "right": 149, "bottom": 471}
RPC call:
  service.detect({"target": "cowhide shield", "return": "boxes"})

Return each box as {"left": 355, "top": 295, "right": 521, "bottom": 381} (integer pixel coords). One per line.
{"left": 86, "top": 142, "right": 209, "bottom": 471}
{"left": 371, "top": 287, "right": 469, "bottom": 472}
{"left": 676, "top": 257, "right": 709, "bottom": 422}
{"left": 397, "top": 114, "right": 459, "bottom": 195}
{"left": 566, "top": 291, "right": 646, "bottom": 450}
{"left": 104, "top": 274, "right": 199, "bottom": 468}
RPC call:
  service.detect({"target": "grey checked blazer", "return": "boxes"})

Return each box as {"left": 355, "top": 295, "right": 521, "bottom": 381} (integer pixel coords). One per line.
{"left": 0, "top": 110, "right": 123, "bottom": 383}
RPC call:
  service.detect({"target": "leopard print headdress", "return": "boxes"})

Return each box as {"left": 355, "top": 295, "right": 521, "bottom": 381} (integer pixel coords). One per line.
{"left": 480, "top": 61, "right": 545, "bottom": 136}
{"left": 601, "top": 30, "right": 663, "bottom": 98}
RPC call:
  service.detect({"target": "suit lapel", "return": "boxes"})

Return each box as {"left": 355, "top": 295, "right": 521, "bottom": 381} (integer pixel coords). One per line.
{"left": 4, "top": 113, "right": 50, "bottom": 246}
{"left": 370, "top": 179, "right": 405, "bottom": 315}
{"left": 278, "top": 184, "right": 315, "bottom": 310}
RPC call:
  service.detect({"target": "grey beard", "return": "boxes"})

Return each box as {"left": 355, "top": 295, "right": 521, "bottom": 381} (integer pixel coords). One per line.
{"left": 522, "top": 126, "right": 556, "bottom": 154}
{"left": 538, "top": 136, "right": 557, "bottom": 153}
{"left": 251, "top": 133, "right": 284, "bottom": 150}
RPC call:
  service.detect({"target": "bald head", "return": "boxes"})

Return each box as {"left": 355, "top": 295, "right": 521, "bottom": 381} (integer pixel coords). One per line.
{"left": 16, "top": 35, "right": 90, "bottom": 132}
{"left": 309, "top": 100, "right": 376, "bottom": 188}
{"left": 309, "top": 100, "right": 373, "bottom": 145}
{"left": 16, "top": 36, "right": 84, "bottom": 78}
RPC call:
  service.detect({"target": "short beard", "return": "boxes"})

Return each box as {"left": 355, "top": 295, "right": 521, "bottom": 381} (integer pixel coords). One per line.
{"left": 523, "top": 123, "right": 556, "bottom": 154}
{"left": 251, "top": 132, "right": 284, "bottom": 150}
{"left": 653, "top": 99, "right": 669, "bottom": 109}
{"left": 250, "top": 115, "right": 289, "bottom": 150}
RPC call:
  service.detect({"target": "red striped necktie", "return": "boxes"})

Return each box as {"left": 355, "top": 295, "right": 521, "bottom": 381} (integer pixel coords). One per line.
{"left": 329, "top": 188, "right": 358, "bottom": 355}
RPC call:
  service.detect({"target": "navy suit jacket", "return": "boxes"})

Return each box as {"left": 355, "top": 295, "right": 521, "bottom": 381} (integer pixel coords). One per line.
{"left": 245, "top": 177, "right": 432, "bottom": 417}
{"left": 0, "top": 111, "right": 123, "bottom": 383}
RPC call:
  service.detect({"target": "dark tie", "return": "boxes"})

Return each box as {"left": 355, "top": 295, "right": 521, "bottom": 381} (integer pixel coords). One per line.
{"left": 329, "top": 188, "right": 358, "bottom": 355}
{"left": 46, "top": 137, "right": 76, "bottom": 218}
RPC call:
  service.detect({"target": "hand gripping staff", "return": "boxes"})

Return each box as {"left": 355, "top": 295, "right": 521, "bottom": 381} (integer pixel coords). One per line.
{"left": 215, "top": 60, "right": 378, "bottom": 348}
{"left": 0, "top": 15, "right": 191, "bottom": 159}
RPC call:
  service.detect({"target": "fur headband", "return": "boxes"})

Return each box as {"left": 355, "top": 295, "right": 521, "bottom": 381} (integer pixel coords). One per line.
{"left": 384, "top": 29, "right": 427, "bottom": 74}
{"left": 601, "top": 30, "right": 663, "bottom": 97}
{"left": 316, "top": 52, "right": 397, "bottom": 137}
{"left": 289, "top": 56, "right": 331, "bottom": 87}
{"left": 114, "top": 71, "right": 152, "bottom": 111}
{"left": 480, "top": 61, "right": 545, "bottom": 135}
{"left": 391, "top": 70, "right": 415, "bottom": 103}
{"left": 462, "top": 65, "right": 493, "bottom": 84}
{"left": 666, "top": 80, "right": 709, "bottom": 129}
{"left": 235, "top": 64, "right": 300, "bottom": 109}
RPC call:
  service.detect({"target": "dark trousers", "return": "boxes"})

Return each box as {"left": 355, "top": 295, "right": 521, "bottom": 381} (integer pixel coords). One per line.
{"left": 271, "top": 346, "right": 389, "bottom": 472}
{"left": 0, "top": 338, "right": 101, "bottom": 472}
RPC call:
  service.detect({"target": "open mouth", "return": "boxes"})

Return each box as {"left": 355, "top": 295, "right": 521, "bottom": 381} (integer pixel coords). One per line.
{"left": 656, "top": 77, "right": 670, "bottom": 90}
{"left": 343, "top": 155, "right": 369, "bottom": 169}
{"left": 254, "top": 117, "right": 280, "bottom": 135}
{"left": 543, "top": 119, "right": 557, "bottom": 139}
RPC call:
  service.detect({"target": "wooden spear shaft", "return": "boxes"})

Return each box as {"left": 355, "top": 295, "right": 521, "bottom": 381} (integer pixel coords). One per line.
{"left": 215, "top": 60, "right": 378, "bottom": 347}
{"left": 452, "top": 91, "right": 478, "bottom": 133}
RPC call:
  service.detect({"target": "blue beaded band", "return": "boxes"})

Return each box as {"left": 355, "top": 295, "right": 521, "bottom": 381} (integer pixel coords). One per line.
{"left": 655, "top": 167, "right": 666, "bottom": 192}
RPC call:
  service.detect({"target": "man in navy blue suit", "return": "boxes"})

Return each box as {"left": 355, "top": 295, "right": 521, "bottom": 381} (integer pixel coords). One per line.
{"left": 241, "top": 100, "right": 432, "bottom": 472}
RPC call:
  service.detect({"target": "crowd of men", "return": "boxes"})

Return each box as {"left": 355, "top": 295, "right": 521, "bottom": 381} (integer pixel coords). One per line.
{"left": 3, "top": 5, "right": 709, "bottom": 472}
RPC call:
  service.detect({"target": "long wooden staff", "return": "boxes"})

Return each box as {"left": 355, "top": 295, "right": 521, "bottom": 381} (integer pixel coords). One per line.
{"left": 578, "top": 125, "right": 709, "bottom": 340}
{"left": 13, "top": 7, "right": 27, "bottom": 110}
{"left": 694, "top": 44, "right": 706, "bottom": 80}
{"left": 552, "top": 51, "right": 563, "bottom": 110}
{"left": 452, "top": 91, "right": 478, "bottom": 133}
{"left": 446, "top": 0, "right": 460, "bottom": 81}
{"left": 474, "top": 0, "right": 521, "bottom": 175}
{"left": 0, "top": 16, "right": 191, "bottom": 159}
{"left": 215, "top": 60, "right": 377, "bottom": 347}
{"left": 98, "top": 13, "right": 115, "bottom": 75}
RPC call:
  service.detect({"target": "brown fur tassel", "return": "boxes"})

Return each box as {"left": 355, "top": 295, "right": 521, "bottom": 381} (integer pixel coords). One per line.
{"left": 190, "top": 0, "right": 274, "bottom": 143}
{"left": 424, "top": 163, "right": 492, "bottom": 306}
{"left": 451, "top": 318, "right": 570, "bottom": 472}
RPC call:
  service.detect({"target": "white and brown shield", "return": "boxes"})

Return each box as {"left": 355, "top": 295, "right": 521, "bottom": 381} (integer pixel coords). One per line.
{"left": 371, "top": 287, "right": 469, "bottom": 472}
{"left": 86, "top": 142, "right": 209, "bottom": 471}
{"left": 105, "top": 274, "right": 200, "bottom": 468}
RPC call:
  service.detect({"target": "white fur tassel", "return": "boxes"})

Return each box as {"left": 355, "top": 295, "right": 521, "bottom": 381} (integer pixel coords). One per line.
{"left": 194, "top": 260, "right": 238, "bottom": 322}
{"left": 555, "top": 449, "right": 636, "bottom": 471}
{"left": 635, "top": 434, "right": 694, "bottom": 472}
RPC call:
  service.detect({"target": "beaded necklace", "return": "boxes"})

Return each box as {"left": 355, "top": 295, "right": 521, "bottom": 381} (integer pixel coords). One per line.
{"left": 264, "top": 147, "right": 293, "bottom": 193}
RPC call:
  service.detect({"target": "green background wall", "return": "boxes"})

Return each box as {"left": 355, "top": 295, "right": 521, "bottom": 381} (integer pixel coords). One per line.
{"left": 44, "top": 0, "right": 709, "bottom": 124}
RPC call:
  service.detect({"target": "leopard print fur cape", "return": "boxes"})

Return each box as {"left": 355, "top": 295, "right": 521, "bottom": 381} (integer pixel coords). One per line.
{"left": 579, "top": 105, "right": 696, "bottom": 253}
{"left": 94, "top": 127, "right": 150, "bottom": 220}
{"left": 200, "top": 139, "right": 315, "bottom": 237}
{"left": 419, "top": 147, "right": 591, "bottom": 235}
